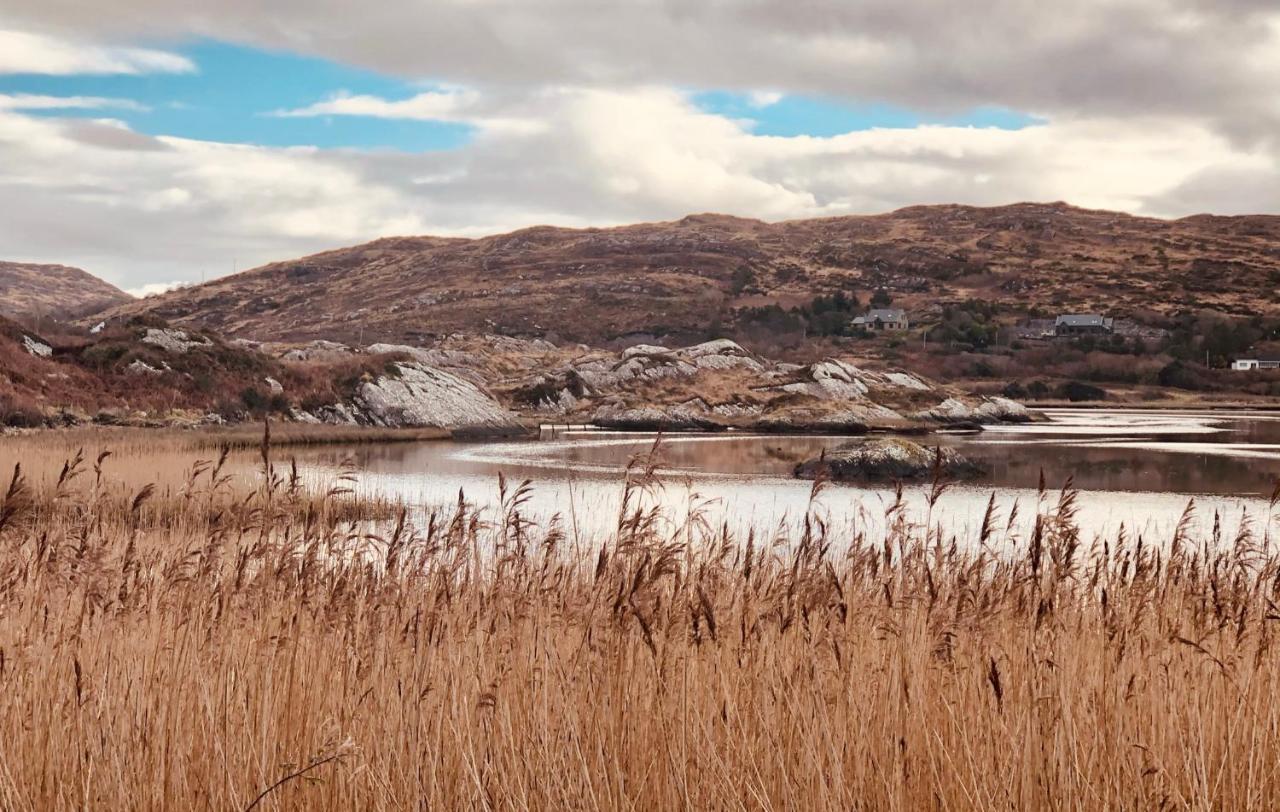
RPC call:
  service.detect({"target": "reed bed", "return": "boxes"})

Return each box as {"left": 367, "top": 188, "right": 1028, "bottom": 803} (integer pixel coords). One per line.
{"left": 0, "top": 432, "right": 1279, "bottom": 810}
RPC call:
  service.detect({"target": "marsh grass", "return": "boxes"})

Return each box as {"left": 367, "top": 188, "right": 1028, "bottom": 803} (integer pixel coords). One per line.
{"left": 0, "top": 430, "right": 1279, "bottom": 809}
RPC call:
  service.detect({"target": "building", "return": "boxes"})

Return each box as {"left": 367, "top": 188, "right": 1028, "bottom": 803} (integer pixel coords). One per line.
{"left": 1054, "top": 314, "right": 1114, "bottom": 336}
{"left": 1231, "top": 357, "right": 1280, "bottom": 371}
{"left": 851, "top": 308, "right": 909, "bottom": 331}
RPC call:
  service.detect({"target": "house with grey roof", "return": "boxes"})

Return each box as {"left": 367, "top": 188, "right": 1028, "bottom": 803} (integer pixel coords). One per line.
{"left": 1054, "top": 314, "right": 1114, "bottom": 336}
{"left": 851, "top": 308, "right": 909, "bottom": 332}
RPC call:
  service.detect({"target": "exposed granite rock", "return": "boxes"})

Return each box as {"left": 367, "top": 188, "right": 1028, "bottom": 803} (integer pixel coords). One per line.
{"left": 348, "top": 362, "right": 527, "bottom": 436}
{"left": 126, "top": 359, "right": 163, "bottom": 375}
{"left": 911, "top": 396, "right": 1031, "bottom": 424}
{"left": 503, "top": 338, "right": 1032, "bottom": 433}
{"left": 141, "top": 328, "right": 212, "bottom": 354}
{"left": 22, "top": 335, "right": 52, "bottom": 357}
{"left": 591, "top": 400, "right": 724, "bottom": 431}
{"left": 279, "top": 340, "right": 351, "bottom": 362}
{"left": 794, "top": 438, "right": 985, "bottom": 481}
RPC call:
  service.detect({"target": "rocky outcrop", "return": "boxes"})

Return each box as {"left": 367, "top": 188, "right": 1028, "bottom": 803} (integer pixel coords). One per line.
{"left": 278, "top": 339, "right": 352, "bottom": 362}
{"left": 910, "top": 396, "right": 1031, "bottom": 425}
{"left": 22, "top": 335, "right": 52, "bottom": 357}
{"left": 794, "top": 438, "right": 985, "bottom": 482}
{"left": 591, "top": 400, "right": 725, "bottom": 431}
{"left": 141, "top": 328, "right": 212, "bottom": 354}
{"left": 501, "top": 338, "right": 1033, "bottom": 433}
{"left": 297, "top": 362, "right": 528, "bottom": 437}
{"left": 126, "top": 359, "right": 164, "bottom": 375}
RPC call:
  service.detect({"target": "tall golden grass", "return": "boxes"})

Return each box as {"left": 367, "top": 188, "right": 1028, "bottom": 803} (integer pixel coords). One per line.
{"left": 0, "top": 430, "right": 1279, "bottom": 810}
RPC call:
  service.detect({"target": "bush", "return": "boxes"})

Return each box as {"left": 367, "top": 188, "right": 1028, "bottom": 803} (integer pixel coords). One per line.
{"left": 0, "top": 395, "right": 45, "bottom": 428}
{"left": 1057, "top": 381, "right": 1107, "bottom": 402}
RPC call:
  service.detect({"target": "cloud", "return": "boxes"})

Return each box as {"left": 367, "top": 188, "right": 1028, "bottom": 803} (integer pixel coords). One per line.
{"left": 126, "top": 280, "right": 190, "bottom": 297}
{"left": 0, "top": 28, "right": 193, "bottom": 75}
{"left": 748, "top": 91, "right": 784, "bottom": 109}
{"left": 0, "top": 93, "right": 148, "bottom": 111}
{"left": 3, "top": 1, "right": 1278, "bottom": 144}
{"left": 273, "top": 89, "right": 476, "bottom": 121}
{"left": 271, "top": 88, "right": 544, "bottom": 135}
{"left": 0, "top": 85, "right": 1275, "bottom": 293}
{"left": 0, "top": 9, "right": 1277, "bottom": 291}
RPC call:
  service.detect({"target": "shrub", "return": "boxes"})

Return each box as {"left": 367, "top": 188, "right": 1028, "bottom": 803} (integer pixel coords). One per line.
{"left": 1057, "top": 380, "right": 1107, "bottom": 401}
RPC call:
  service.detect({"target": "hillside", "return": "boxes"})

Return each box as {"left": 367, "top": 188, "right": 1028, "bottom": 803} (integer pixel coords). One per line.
{"left": 0, "top": 261, "right": 133, "bottom": 324}
{"left": 97, "top": 202, "right": 1280, "bottom": 346}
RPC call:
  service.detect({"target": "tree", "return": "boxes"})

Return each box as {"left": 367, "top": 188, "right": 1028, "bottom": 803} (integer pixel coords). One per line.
{"left": 870, "top": 289, "right": 893, "bottom": 308}
{"left": 729, "top": 265, "right": 756, "bottom": 296}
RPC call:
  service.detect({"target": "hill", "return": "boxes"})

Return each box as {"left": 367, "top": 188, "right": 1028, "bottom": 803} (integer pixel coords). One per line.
{"left": 0, "top": 261, "right": 133, "bottom": 325}
{"left": 96, "top": 202, "right": 1280, "bottom": 346}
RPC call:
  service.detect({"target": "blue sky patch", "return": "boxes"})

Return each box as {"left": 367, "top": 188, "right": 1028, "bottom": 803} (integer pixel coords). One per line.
{"left": 694, "top": 90, "right": 1040, "bottom": 136}
{"left": 1, "top": 39, "right": 1039, "bottom": 151}
{"left": 0, "top": 40, "right": 474, "bottom": 150}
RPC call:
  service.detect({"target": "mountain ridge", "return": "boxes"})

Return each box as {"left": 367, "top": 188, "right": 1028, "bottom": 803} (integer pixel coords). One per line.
{"left": 87, "top": 201, "right": 1280, "bottom": 346}
{"left": 0, "top": 260, "right": 133, "bottom": 325}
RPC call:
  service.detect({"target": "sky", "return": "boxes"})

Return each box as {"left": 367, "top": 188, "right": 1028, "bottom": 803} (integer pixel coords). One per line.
{"left": 0, "top": 1, "right": 1278, "bottom": 294}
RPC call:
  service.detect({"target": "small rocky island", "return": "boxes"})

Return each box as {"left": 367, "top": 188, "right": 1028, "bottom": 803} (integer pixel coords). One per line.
{"left": 793, "top": 438, "right": 986, "bottom": 482}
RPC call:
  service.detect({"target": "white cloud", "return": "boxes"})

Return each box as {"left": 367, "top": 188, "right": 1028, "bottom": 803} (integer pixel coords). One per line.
{"left": 0, "top": 8, "right": 1277, "bottom": 290}
{"left": 272, "top": 88, "right": 545, "bottom": 136}
{"left": 126, "top": 280, "right": 188, "bottom": 297}
{"left": 0, "top": 29, "right": 193, "bottom": 75}
{"left": 4, "top": 1, "right": 1278, "bottom": 143}
{"left": 748, "top": 91, "right": 783, "bottom": 108}
{"left": 0, "top": 85, "right": 1276, "bottom": 292}
{"left": 0, "top": 93, "right": 147, "bottom": 111}
{"left": 274, "top": 89, "right": 476, "bottom": 121}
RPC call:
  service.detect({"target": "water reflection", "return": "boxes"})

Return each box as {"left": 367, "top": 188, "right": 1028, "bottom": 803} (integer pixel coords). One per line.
{"left": 291, "top": 409, "right": 1280, "bottom": 545}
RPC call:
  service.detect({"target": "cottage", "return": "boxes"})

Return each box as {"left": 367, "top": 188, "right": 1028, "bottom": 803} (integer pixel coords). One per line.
{"left": 1231, "top": 357, "right": 1280, "bottom": 371}
{"left": 851, "top": 308, "right": 909, "bottom": 332}
{"left": 1055, "top": 314, "right": 1114, "bottom": 336}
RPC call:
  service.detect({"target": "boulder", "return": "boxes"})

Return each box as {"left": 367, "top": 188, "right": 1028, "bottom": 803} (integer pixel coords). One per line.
{"left": 22, "top": 335, "right": 52, "bottom": 357}
{"left": 911, "top": 395, "right": 1032, "bottom": 425}
{"left": 352, "top": 362, "right": 527, "bottom": 436}
{"left": 591, "top": 400, "right": 724, "bottom": 431}
{"left": 794, "top": 438, "right": 985, "bottom": 481}
{"left": 141, "top": 328, "right": 211, "bottom": 354}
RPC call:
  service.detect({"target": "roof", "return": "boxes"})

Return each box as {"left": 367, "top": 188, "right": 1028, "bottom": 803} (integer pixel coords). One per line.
{"left": 1236, "top": 357, "right": 1280, "bottom": 364}
{"left": 1055, "top": 314, "right": 1113, "bottom": 327}
{"left": 865, "top": 308, "right": 906, "bottom": 321}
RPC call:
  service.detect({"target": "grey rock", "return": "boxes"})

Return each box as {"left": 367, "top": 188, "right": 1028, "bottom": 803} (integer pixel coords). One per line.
{"left": 141, "top": 328, "right": 211, "bottom": 354}
{"left": 352, "top": 362, "right": 526, "bottom": 435}
{"left": 22, "top": 335, "right": 52, "bottom": 358}
{"left": 794, "top": 438, "right": 985, "bottom": 481}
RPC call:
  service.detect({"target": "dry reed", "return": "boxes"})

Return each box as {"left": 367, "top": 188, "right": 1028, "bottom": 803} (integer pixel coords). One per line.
{"left": 0, "top": 429, "right": 1278, "bottom": 810}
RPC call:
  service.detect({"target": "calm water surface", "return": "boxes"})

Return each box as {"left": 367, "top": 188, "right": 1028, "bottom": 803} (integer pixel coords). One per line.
{"left": 294, "top": 409, "right": 1280, "bottom": 546}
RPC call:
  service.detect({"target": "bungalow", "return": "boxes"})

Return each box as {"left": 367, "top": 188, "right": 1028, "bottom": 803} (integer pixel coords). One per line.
{"left": 1231, "top": 357, "right": 1280, "bottom": 371}
{"left": 851, "top": 308, "right": 909, "bottom": 332}
{"left": 1055, "top": 314, "right": 1114, "bottom": 336}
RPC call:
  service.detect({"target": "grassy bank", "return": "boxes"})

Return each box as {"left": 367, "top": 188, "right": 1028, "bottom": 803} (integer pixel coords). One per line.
{"left": 0, "top": 435, "right": 1278, "bottom": 809}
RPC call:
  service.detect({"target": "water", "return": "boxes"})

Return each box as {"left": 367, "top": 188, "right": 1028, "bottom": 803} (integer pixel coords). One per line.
{"left": 291, "top": 409, "right": 1280, "bottom": 548}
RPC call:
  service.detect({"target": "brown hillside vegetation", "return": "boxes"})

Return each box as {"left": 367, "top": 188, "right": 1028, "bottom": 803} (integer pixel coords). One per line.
{"left": 0, "top": 260, "right": 132, "bottom": 324}
{"left": 0, "top": 315, "right": 399, "bottom": 427}
{"left": 98, "top": 202, "right": 1280, "bottom": 345}
{"left": 0, "top": 435, "right": 1279, "bottom": 809}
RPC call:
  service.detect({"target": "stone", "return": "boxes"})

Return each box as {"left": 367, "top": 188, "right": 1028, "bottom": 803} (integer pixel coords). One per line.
{"left": 794, "top": 438, "right": 985, "bottom": 481}
{"left": 352, "top": 362, "right": 526, "bottom": 435}
{"left": 22, "top": 335, "right": 52, "bottom": 357}
{"left": 126, "top": 359, "right": 163, "bottom": 375}
{"left": 141, "top": 328, "right": 211, "bottom": 354}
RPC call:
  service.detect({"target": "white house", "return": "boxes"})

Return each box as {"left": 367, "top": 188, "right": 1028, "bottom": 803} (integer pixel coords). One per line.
{"left": 851, "top": 308, "right": 909, "bottom": 331}
{"left": 1232, "top": 357, "right": 1280, "bottom": 371}
{"left": 1054, "top": 314, "right": 1114, "bottom": 336}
